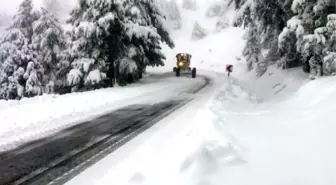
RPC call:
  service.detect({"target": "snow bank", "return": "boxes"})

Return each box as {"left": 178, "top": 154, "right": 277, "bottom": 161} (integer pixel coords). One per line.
{"left": 0, "top": 75, "right": 206, "bottom": 152}
{"left": 186, "top": 72, "right": 336, "bottom": 185}
{"left": 235, "top": 66, "right": 310, "bottom": 101}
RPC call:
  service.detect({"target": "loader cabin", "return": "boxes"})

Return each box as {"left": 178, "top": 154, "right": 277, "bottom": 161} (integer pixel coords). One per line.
{"left": 176, "top": 53, "right": 192, "bottom": 69}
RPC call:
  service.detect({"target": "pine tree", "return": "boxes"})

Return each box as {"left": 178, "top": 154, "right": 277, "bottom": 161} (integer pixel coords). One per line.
{"left": 229, "top": 0, "right": 248, "bottom": 10}
{"left": 323, "top": 14, "right": 336, "bottom": 75}
{"left": 65, "top": 0, "right": 119, "bottom": 91}
{"left": 278, "top": 17, "right": 304, "bottom": 69}
{"left": 0, "top": 0, "right": 42, "bottom": 99}
{"left": 242, "top": 22, "right": 266, "bottom": 76}
{"left": 120, "top": 0, "right": 175, "bottom": 83}
{"left": 32, "top": 8, "right": 66, "bottom": 94}
{"left": 65, "top": 0, "right": 174, "bottom": 91}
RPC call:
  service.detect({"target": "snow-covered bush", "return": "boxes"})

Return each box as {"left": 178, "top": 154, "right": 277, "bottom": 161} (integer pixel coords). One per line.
{"left": 32, "top": 8, "right": 66, "bottom": 93}
{"left": 192, "top": 22, "right": 208, "bottom": 41}
{"left": 323, "top": 52, "right": 336, "bottom": 75}
{"left": 0, "top": 0, "right": 43, "bottom": 100}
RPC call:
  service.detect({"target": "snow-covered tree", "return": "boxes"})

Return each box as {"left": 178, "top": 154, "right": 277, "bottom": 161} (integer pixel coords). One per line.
{"left": 323, "top": 52, "right": 336, "bottom": 75}
{"left": 243, "top": 22, "right": 266, "bottom": 76}
{"left": 0, "top": 0, "right": 43, "bottom": 99}
{"left": 191, "top": 22, "right": 208, "bottom": 40}
{"left": 323, "top": 14, "right": 336, "bottom": 75}
{"left": 326, "top": 14, "right": 336, "bottom": 52}
{"left": 278, "top": 17, "right": 304, "bottom": 69}
{"left": 32, "top": 8, "right": 66, "bottom": 94}
{"left": 65, "top": 0, "right": 174, "bottom": 91}
{"left": 123, "top": 0, "right": 175, "bottom": 69}
{"left": 228, "top": 0, "right": 248, "bottom": 10}
{"left": 182, "top": 0, "right": 198, "bottom": 10}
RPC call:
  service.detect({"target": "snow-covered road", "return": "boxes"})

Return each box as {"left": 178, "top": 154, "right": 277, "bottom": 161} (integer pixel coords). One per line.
{"left": 0, "top": 72, "right": 208, "bottom": 152}
{"left": 63, "top": 70, "right": 227, "bottom": 185}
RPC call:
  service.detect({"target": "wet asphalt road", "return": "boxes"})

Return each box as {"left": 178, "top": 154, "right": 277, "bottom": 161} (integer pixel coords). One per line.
{"left": 0, "top": 75, "right": 210, "bottom": 185}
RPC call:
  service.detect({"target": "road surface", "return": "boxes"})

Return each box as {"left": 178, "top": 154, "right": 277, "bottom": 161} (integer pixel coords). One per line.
{"left": 0, "top": 74, "right": 210, "bottom": 185}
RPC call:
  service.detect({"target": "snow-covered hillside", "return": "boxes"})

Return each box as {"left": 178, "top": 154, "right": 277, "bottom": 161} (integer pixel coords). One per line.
{"left": 149, "top": 0, "right": 245, "bottom": 74}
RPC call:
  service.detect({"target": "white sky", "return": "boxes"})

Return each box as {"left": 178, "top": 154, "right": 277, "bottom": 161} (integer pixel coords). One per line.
{"left": 0, "top": 0, "right": 43, "bottom": 14}
{"left": 0, "top": 0, "right": 208, "bottom": 15}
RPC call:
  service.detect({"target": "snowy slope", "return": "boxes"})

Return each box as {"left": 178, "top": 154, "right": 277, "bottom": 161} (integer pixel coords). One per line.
{"left": 148, "top": 0, "right": 245, "bottom": 74}
{"left": 184, "top": 68, "right": 336, "bottom": 185}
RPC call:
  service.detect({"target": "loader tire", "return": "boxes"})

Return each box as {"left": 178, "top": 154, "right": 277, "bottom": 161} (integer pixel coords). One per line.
{"left": 176, "top": 68, "right": 181, "bottom": 77}
{"left": 192, "top": 68, "right": 196, "bottom": 78}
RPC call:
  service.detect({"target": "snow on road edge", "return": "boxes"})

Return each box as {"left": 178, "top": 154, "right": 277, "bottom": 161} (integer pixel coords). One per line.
{"left": 0, "top": 75, "right": 206, "bottom": 152}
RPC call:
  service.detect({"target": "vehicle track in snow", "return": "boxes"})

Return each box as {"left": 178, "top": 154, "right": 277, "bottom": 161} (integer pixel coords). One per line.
{"left": 0, "top": 74, "right": 211, "bottom": 185}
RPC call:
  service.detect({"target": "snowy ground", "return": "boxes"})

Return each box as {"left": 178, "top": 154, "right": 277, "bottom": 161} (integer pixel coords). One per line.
{"left": 1, "top": 1, "right": 335, "bottom": 185}
{"left": 66, "top": 2, "right": 335, "bottom": 185}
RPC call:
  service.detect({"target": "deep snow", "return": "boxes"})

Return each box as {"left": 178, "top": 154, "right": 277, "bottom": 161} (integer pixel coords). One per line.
{"left": 0, "top": 0, "right": 335, "bottom": 185}
{"left": 66, "top": 1, "right": 335, "bottom": 185}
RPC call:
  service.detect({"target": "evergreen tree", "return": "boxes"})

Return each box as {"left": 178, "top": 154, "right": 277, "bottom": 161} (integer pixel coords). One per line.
{"left": 323, "top": 14, "right": 336, "bottom": 75}
{"left": 65, "top": 0, "right": 120, "bottom": 91}
{"left": 121, "top": 0, "right": 175, "bottom": 83}
{"left": 65, "top": 0, "right": 174, "bottom": 91}
{"left": 0, "top": 0, "right": 42, "bottom": 99}
{"left": 242, "top": 22, "right": 265, "bottom": 76}
{"left": 32, "top": 8, "right": 66, "bottom": 94}
{"left": 228, "top": 0, "right": 248, "bottom": 10}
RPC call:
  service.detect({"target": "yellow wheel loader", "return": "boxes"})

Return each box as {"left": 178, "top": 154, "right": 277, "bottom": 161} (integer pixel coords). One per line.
{"left": 173, "top": 53, "right": 197, "bottom": 78}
